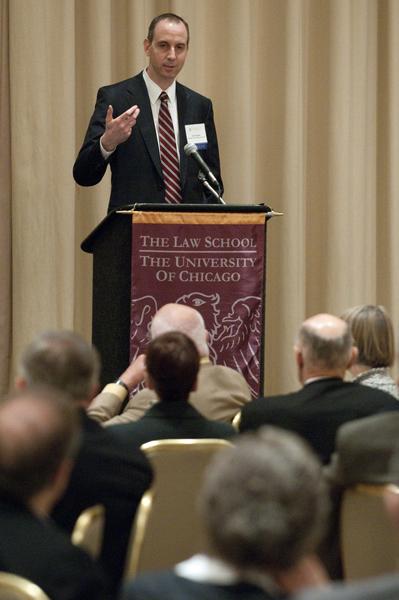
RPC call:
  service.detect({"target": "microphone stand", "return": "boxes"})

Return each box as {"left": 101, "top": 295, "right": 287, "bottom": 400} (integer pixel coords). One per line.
{"left": 198, "top": 171, "right": 226, "bottom": 205}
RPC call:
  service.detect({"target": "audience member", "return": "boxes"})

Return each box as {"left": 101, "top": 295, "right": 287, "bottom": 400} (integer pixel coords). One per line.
{"left": 110, "top": 331, "right": 235, "bottom": 447}
{"left": 88, "top": 303, "right": 251, "bottom": 425}
{"left": 340, "top": 304, "right": 398, "bottom": 399}
{"left": 319, "top": 411, "right": 399, "bottom": 581}
{"left": 16, "top": 330, "right": 152, "bottom": 591}
{"left": 121, "top": 426, "right": 330, "bottom": 599}
{"left": 326, "top": 411, "right": 399, "bottom": 487}
{"left": 295, "top": 457, "right": 399, "bottom": 600}
{"left": 0, "top": 388, "right": 110, "bottom": 600}
{"left": 240, "top": 313, "right": 399, "bottom": 464}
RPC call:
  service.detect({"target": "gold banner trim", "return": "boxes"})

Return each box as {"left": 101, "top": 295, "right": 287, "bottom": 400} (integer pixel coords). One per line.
{"left": 131, "top": 212, "right": 266, "bottom": 225}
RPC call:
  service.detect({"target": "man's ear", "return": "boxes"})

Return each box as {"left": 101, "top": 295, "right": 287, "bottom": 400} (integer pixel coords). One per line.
{"left": 384, "top": 487, "right": 399, "bottom": 532}
{"left": 191, "top": 377, "right": 198, "bottom": 393}
{"left": 83, "top": 384, "right": 99, "bottom": 409}
{"left": 143, "top": 38, "right": 151, "bottom": 55}
{"left": 14, "top": 376, "right": 27, "bottom": 390}
{"left": 294, "top": 346, "right": 304, "bottom": 370}
{"left": 346, "top": 346, "right": 358, "bottom": 369}
{"left": 51, "top": 458, "right": 74, "bottom": 505}
{"left": 145, "top": 371, "right": 155, "bottom": 390}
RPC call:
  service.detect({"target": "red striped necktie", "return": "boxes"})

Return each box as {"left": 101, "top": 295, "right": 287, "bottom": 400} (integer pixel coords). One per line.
{"left": 158, "top": 92, "right": 182, "bottom": 204}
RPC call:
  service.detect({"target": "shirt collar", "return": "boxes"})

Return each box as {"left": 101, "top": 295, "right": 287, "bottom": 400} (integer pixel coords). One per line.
{"left": 175, "top": 554, "right": 238, "bottom": 584}
{"left": 142, "top": 68, "right": 177, "bottom": 106}
{"left": 174, "top": 554, "right": 279, "bottom": 594}
{"left": 304, "top": 375, "right": 342, "bottom": 386}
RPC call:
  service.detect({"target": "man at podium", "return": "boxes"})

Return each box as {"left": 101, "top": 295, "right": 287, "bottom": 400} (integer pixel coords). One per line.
{"left": 73, "top": 13, "right": 223, "bottom": 212}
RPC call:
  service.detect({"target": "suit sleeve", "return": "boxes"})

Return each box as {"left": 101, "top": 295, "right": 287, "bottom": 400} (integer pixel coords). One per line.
{"left": 73, "top": 87, "right": 111, "bottom": 186}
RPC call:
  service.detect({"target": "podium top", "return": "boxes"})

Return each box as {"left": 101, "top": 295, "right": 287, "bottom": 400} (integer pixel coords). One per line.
{"left": 81, "top": 203, "right": 272, "bottom": 253}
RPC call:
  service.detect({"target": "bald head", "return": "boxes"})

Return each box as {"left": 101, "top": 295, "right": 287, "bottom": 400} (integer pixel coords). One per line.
{"left": 150, "top": 303, "right": 209, "bottom": 357}
{"left": 0, "top": 388, "right": 80, "bottom": 505}
{"left": 296, "top": 313, "right": 354, "bottom": 381}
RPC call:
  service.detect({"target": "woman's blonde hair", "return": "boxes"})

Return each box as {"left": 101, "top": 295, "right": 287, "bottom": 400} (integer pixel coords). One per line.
{"left": 340, "top": 304, "right": 395, "bottom": 368}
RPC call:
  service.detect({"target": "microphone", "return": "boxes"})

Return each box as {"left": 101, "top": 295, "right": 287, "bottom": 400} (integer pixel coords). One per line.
{"left": 184, "top": 143, "right": 220, "bottom": 189}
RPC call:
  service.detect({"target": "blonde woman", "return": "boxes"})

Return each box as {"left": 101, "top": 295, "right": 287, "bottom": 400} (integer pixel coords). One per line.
{"left": 341, "top": 304, "right": 398, "bottom": 399}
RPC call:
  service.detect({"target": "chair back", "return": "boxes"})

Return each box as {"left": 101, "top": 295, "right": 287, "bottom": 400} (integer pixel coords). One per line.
{"left": 341, "top": 483, "right": 399, "bottom": 580}
{"left": 71, "top": 504, "right": 104, "bottom": 559}
{"left": 124, "top": 438, "right": 233, "bottom": 578}
{"left": 0, "top": 572, "right": 50, "bottom": 600}
{"left": 232, "top": 410, "right": 241, "bottom": 430}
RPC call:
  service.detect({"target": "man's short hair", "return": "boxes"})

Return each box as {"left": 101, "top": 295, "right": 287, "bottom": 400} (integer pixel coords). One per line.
{"left": 147, "top": 13, "right": 190, "bottom": 46}
{"left": 0, "top": 388, "right": 80, "bottom": 503}
{"left": 298, "top": 320, "right": 352, "bottom": 370}
{"left": 200, "top": 427, "right": 329, "bottom": 571}
{"left": 19, "top": 331, "right": 100, "bottom": 402}
{"left": 341, "top": 304, "right": 395, "bottom": 368}
{"left": 146, "top": 331, "right": 199, "bottom": 402}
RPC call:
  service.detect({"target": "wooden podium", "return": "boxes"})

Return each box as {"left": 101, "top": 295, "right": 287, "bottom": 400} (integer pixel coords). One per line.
{"left": 82, "top": 203, "right": 271, "bottom": 391}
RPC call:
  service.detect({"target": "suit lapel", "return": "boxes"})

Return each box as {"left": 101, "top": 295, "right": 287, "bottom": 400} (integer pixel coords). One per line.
{"left": 127, "top": 74, "right": 163, "bottom": 179}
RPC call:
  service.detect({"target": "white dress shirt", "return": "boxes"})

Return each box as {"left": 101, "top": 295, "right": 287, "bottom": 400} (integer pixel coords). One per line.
{"left": 100, "top": 68, "right": 180, "bottom": 159}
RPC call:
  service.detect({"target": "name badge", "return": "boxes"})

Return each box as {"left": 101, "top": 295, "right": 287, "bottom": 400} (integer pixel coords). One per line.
{"left": 185, "top": 123, "right": 208, "bottom": 150}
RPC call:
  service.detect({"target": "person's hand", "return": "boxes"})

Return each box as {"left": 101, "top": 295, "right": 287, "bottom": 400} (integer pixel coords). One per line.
{"left": 119, "top": 354, "right": 146, "bottom": 392}
{"left": 101, "top": 104, "right": 140, "bottom": 151}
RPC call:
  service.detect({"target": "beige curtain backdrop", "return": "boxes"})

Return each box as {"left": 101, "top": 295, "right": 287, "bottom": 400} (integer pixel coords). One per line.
{"left": 1, "top": 0, "right": 398, "bottom": 396}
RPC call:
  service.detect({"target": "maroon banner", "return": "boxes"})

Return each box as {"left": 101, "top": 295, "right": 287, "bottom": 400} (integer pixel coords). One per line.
{"left": 130, "top": 212, "right": 266, "bottom": 397}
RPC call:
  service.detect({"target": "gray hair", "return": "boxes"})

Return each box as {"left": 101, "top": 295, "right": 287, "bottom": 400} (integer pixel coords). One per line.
{"left": 298, "top": 320, "right": 352, "bottom": 371}
{"left": 200, "top": 427, "right": 329, "bottom": 571}
{"left": 19, "top": 331, "right": 100, "bottom": 402}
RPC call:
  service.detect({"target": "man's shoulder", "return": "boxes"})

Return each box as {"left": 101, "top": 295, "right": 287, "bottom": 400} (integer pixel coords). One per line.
{"left": 122, "top": 568, "right": 269, "bottom": 600}
{"left": 338, "top": 410, "right": 399, "bottom": 441}
{"left": 199, "top": 363, "right": 248, "bottom": 385}
{"left": 176, "top": 81, "right": 212, "bottom": 105}
{"left": 295, "top": 574, "right": 399, "bottom": 600}
{"left": 80, "top": 414, "right": 151, "bottom": 472}
{"left": 99, "top": 72, "right": 143, "bottom": 93}
{"left": 205, "top": 418, "right": 236, "bottom": 437}
{"left": 112, "top": 401, "right": 235, "bottom": 439}
{"left": 0, "top": 503, "right": 107, "bottom": 596}
{"left": 242, "top": 389, "right": 302, "bottom": 412}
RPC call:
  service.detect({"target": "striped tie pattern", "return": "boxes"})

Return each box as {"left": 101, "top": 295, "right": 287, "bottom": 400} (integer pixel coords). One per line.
{"left": 158, "top": 92, "right": 182, "bottom": 204}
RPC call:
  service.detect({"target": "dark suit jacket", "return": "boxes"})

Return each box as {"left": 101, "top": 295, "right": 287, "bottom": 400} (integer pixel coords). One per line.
{"left": 319, "top": 411, "right": 399, "bottom": 581}
{"left": 0, "top": 496, "right": 110, "bottom": 600}
{"left": 121, "top": 569, "right": 276, "bottom": 600}
{"left": 73, "top": 72, "right": 223, "bottom": 211}
{"left": 326, "top": 411, "right": 399, "bottom": 487}
{"left": 110, "top": 400, "right": 235, "bottom": 448}
{"left": 51, "top": 412, "right": 152, "bottom": 591}
{"left": 294, "top": 574, "right": 399, "bottom": 600}
{"left": 239, "top": 378, "right": 399, "bottom": 464}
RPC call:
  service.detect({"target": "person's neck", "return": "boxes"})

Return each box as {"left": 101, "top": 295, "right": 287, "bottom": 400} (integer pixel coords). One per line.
{"left": 146, "top": 67, "right": 175, "bottom": 91}
{"left": 349, "top": 363, "right": 376, "bottom": 377}
{"left": 301, "top": 368, "right": 344, "bottom": 385}
{"left": 28, "top": 489, "right": 53, "bottom": 518}
{"left": 272, "top": 555, "right": 329, "bottom": 594}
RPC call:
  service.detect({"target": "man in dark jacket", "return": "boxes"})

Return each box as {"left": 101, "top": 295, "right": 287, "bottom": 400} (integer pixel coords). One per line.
{"left": 111, "top": 330, "right": 235, "bottom": 447}
{"left": 73, "top": 13, "right": 222, "bottom": 211}
{"left": 16, "top": 330, "right": 152, "bottom": 592}
{"left": 240, "top": 313, "right": 399, "bottom": 464}
{"left": 0, "top": 388, "right": 110, "bottom": 600}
